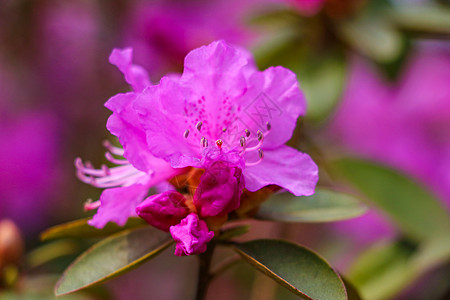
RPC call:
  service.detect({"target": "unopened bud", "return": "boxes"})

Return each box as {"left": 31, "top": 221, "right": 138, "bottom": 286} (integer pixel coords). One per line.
{"left": 0, "top": 220, "right": 24, "bottom": 270}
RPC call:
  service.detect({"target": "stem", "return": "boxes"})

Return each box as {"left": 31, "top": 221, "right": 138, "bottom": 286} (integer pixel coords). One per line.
{"left": 195, "top": 243, "right": 216, "bottom": 300}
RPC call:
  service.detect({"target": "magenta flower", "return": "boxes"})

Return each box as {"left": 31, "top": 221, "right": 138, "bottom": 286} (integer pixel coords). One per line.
{"left": 77, "top": 40, "right": 318, "bottom": 255}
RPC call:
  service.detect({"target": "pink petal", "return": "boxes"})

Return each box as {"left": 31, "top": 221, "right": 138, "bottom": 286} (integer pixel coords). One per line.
{"left": 136, "top": 191, "right": 190, "bottom": 232}
{"left": 109, "top": 48, "right": 151, "bottom": 92}
{"left": 88, "top": 182, "right": 150, "bottom": 228}
{"left": 170, "top": 213, "right": 214, "bottom": 256}
{"left": 243, "top": 145, "right": 318, "bottom": 196}
{"left": 238, "top": 66, "right": 306, "bottom": 149}
{"left": 105, "top": 92, "right": 157, "bottom": 172}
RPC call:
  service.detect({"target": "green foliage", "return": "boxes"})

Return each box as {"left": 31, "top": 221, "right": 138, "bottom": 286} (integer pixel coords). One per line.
{"left": 331, "top": 157, "right": 450, "bottom": 241}
{"left": 256, "top": 188, "right": 367, "bottom": 223}
{"left": 55, "top": 227, "right": 172, "bottom": 296}
{"left": 41, "top": 217, "right": 146, "bottom": 241}
{"left": 234, "top": 239, "right": 347, "bottom": 300}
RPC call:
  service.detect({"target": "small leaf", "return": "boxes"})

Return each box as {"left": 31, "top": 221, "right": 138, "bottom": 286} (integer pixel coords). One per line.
{"left": 256, "top": 188, "right": 367, "bottom": 223}
{"left": 331, "top": 158, "right": 450, "bottom": 241}
{"left": 55, "top": 226, "right": 172, "bottom": 296}
{"left": 41, "top": 217, "right": 146, "bottom": 241}
{"left": 27, "top": 240, "right": 79, "bottom": 268}
{"left": 234, "top": 239, "right": 346, "bottom": 300}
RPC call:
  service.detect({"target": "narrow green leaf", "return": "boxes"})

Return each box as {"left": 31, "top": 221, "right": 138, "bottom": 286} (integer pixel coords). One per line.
{"left": 331, "top": 158, "right": 450, "bottom": 241}
{"left": 391, "top": 5, "right": 450, "bottom": 37}
{"left": 234, "top": 239, "right": 346, "bottom": 300}
{"left": 41, "top": 217, "right": 146, "bottom": 241}
{"left": 27, "top": 240, "right": 79, "bottom": 268}
{"left": 256, "top": 188, "right": 367, "bottom": 223}
{"left": 55, "top": 226, "right": 172, "bottom": 296}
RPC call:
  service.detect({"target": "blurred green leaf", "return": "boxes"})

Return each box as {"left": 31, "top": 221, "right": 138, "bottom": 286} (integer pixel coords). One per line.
{"left": 391, "top": 5, "right": 450, "bottom": 37}
{"left": 348, "top": 234, "right": 450, "bottom": 300}
{"left": 300, "top": 55, "right": 347, "bottom": 122}
{"left": 331, "top": 158, "right": 450, "bottom": 241}
{"left": 41, "top": 217, "right": 146, "bottom": 241}
{"left": 256, "top": 188, "right": 367, "bottom": 223}
{"left": 342, "top": 277, "right": 363, "bottom": 300}
{"left": 55, "top": 227, "right": 172, "bottom": 296}
{"left": 27, "top": 240, "right": 79, "bottom": 268}
{"left": 337, "top": 17, "right": 403, "bottom": 63}
{"left": 217, "top": 225, "right": 250, "bottom": 241}
{"left": 234, "top": 239, "right": 347, "bottom": 300}
{"left": 348, "top": 240, "right": 414, "bottom": 300}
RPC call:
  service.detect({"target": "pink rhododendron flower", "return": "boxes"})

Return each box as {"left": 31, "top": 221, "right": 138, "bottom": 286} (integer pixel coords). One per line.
{"left": 77, "top": 40, "right": 318, "bottom": 255}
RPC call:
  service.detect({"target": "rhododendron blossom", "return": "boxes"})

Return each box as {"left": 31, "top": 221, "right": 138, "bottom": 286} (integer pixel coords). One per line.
{"left": 76, "top": 40, "right": 318, "bottom": 256}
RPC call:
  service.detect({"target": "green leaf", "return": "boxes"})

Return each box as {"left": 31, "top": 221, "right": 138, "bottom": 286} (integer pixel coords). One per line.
{"left": 337, "top": 16, "right": 403, "bottom": 63}
{"left": 342, "top": 277, "right": 362, "bottom": 300}
{"left": 55, "top": 226, "right": 172, "bottom": 296}
{"left": 331, "top": 158, "right": 450, "bottom": 241}
{"left": 391, "top": 5, "right": 450, "bottom": 37}
{"left": 256, "top": 188, "right": 367, "bottom": 223}
{"left": 347, "top": 240, "right": 414, "bottom": 300}
{"left": 300, "top": 55, "right": 347, "bottom": 122}
{"left": 217, "top": 225, "right": 250, "bottom": 241}
{"left": 41, "top": 217, "right": 146, "bottom": 241}
{"left": 234, "top": 239, "right": 347, "bottom": 300}
{"left": 27, "top": 240, "right": 79, "bottom": 268}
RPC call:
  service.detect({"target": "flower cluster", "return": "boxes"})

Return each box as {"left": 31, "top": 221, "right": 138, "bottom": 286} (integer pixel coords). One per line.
{"left": 76, "top": 40, "right": 318, "bottom": 255}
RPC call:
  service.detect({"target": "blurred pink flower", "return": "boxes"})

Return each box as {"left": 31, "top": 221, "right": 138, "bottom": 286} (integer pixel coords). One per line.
{"left": 122, "top": 0, "right": 266, "bottom": 80}
{"left": 329, "top": 45, "right": 450, "bottom": 249}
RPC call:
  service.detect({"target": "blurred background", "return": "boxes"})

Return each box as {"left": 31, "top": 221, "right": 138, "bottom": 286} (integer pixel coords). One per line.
{"left": 0, "top": 0, "right": 449, "bottom": 299}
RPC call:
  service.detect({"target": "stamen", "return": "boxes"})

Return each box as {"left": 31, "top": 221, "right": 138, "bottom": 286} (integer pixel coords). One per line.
{"left": 239, "top": 136, "right": 246, "bottom": 147}
{"left": 184, "top": 129, "right": 190, "bottom": 138}
{"left": 105, "top": 152, "right": 128, "bottom": 165}
{"left": 196, "top": 121, "right": 203, "bottom": 131}
{"left": 200, "top": 137, "right": 208, "bottom": 148}
{"left": 215, "top": 139, "right": 223, "bottom": 149}
{"left": 101, "top": 164, "right": 111, "bottom": 176}
{"left": 245, "top": 129, "right": 251, "bottom": 137}
{"left": 102, "top": 140, "right": 124, "bottom": 156}
{"left": 257, "top": 130, "right": 264, "bottom": 142}
{"left": 266, "top": 121, "right": 272, "bottom": 131}
{"left": 245, "top": 149, "right": 264, "bottom": 167}
{"left": 222, "top": 127, "right": 227, "bottom": 133}
{"left": 84, "top": 198, "right": 101, "bottom": 211}
{"left": 258, "top": 148, "right": 264, "bottom": 159}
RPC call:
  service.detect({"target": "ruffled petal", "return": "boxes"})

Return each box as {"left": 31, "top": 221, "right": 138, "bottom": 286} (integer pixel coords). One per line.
{"left": 109, "top": 48, "right": 151, "bottom": 92}
{"left": 237, "top": 66, "right": 306, "bottom": 149}
{"left": 169, "top": 213, "right": 214, "bottom": 256}
{"left": 88, "top": 182, "right": 150, "bottom": 228}
{"left": 134, "top": 77, "right": 200, "bottom": 165}
{"left": 243, "top": 145, "right": 318, "bottom": 196}
{"left": 136, "top": 191, "right": 190, "bottom": 231}
{"left": 105, "top": 92, "right": 157, "bottom": 172}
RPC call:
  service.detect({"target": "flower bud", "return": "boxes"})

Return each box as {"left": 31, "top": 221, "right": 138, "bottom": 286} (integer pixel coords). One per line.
{"left": 0, "top": 220, "right": 24, "bottom": 270}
